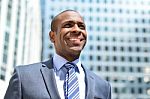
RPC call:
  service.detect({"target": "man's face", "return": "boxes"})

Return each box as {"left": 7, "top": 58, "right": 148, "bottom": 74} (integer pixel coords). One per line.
{"left": 50, "top": 11, "right": 87, "bottom": 61}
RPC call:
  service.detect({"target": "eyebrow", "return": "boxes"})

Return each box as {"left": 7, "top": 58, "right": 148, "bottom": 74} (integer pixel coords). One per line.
{"left": 63, "top": 20, "right": 85, "bottom": 25}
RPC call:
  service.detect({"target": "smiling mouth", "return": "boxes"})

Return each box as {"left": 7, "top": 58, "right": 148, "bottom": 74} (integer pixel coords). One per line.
{"left": 64, "top": 37, "right": 85, "bottom": 47}
{"left": 69, "top": 38, "right": 84, "bottom": 42}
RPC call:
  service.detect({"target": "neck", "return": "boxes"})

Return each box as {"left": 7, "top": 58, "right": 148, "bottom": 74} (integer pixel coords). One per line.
{"left": 57, "top": 52, "right": 80, "bottom": 62}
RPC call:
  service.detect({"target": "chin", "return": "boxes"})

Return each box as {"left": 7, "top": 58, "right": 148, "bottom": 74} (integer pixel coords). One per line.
{"left": 71, "top": 46, "right": 83, "bottom": 51}
{"left": 69, "top": 48, "right": 82, "bottom": 55}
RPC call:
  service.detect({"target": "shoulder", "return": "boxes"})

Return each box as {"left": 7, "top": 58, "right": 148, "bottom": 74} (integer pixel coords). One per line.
{"left": 86, "top": 68, "right": 110, "bottom": 87}
{"left": 83, "top": 67, "right": 111, "bottom": 98}
{"left": 83, "top": 66, "right": 108, "bottom": 83}
{"left": 14, "top": 59, "right": 53, "bottom": 76}
{"left": 12, "top": 62, "right": 42, "bottom": 79}
{"left": 15, "top": 59, "right": 52, "bottom": 71}
{"left": 15, "top": 62, "right": 42, "bottom": 72}
{"left": 85, "top": 68, "right": 110, "bottom": 89}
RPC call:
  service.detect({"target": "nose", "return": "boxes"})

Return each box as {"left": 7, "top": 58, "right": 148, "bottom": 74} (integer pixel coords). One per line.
{"left": 71, "top": 24, "right": 81, "bottom": 35}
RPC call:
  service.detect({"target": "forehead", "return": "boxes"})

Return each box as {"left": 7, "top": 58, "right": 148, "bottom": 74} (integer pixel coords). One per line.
{"left": 57, "top": 11, "right": 84, "bottom": 23}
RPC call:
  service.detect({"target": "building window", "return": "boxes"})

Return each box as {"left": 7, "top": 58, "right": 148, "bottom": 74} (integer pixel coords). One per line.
{"left": 3, "top": 53, "right": 8, "bottom": 64}
{"left": 4, "top": 45, "right": 8, "bottom": 50}
{"left": 129, "top": 66, "right": 133, "bottom": 72}
{"left": 81, "top": 0, "right": 85, "bottom": 2}
{"left": 143, "top": 37, "right": 147, "bottom": 42}
{"left": 121, "top": 66, "right": 125, "bottom": 72}
{"left": 120, "top": 46, "right": 124, "bottom": 51}
{"left": 97, "top": 56, "right": 101, "bottom": 61}
{"left": 90, "top": 65, "right": 93, "bottom": 70}
{"left": 104, "top": 26, "right": 108, "bottom": 31}
{"left": 138, "top": 88, "right": 143, "bottom": 94}
{"left": 0, "top": 67, "right": 6, "bottom": 80}
{"left": 113, "top": 66, "right": 118, "bottom": 71}
{"left": 97, "top": 36, "right": 101, "bottom": 41}
{"left": 105, "top": 66, "right": 109, "bottom": 71}
{"left": 96, "top": 27, "right": 100, "bottom": 31}
{"left": 142, "top": 28, "right": 146, "bottom": 33}
{"left": 137, "top": 67, "right": 142, "bottom": 72}
{"left": 122, "top": 87, "right": 126, "bottom": 93}
{"left": 105, "top": 56, "right": 110, "bottom": 61}
{"left": 138, "top": 77, "right": 142, "bottom": 83}
{"left": 97, "top": 65, "right": 101, "bottom": 71}
{"left": 134, "top": 19, "right": 138, "bottom": 23}
{"left": 89, "top": 26, "right": 93, "bottom": 31}
{"left": 121, "top": 56, "right": 125, "bottom": 62}
{"left": 50, "top": 15, "right": 54, "bottom": 19}
{"left": 15, "top": 39, "right": 18, "bottom": 48}
{"left": 136, "top": 56, "right": 141, "bottom": 62}
{"left": 128, "top": 46, "right": 132, "bottom": 52}
{"left": 49, "top": 44, "right": 53, "bottom": 49}
{"left": 104, "top": 37, "right": 108, "bottom": 42}
{"left": 135, "top": 27, "right": 139, "bottom": 33}
{"left": 106, "top": 76, "right": 110, "bottom": 81}
{"left": 89, "top": 16, "right": 93, "bottom": 21}
{"left": 5, "top": 32, "right": 9, "bottom": 42}
{"left": 128, "top": 56, "right": 133, "bottom": 62}
{"left": 135, "top": 37, "right": 139, "bottom": 42}
{"left": 105, "top": 46, "right": 109, "bottom": 51}
{"left": 89, "top": 45, "right": 93, "bottom": 50}
{"left": 136, "top": 47, "right": 140, "bottom": 52}
{"left": 89, "top": 55, "right": 93, "bottom": 60}
{"left": 112, "top": 46, "right": 117, "bottom": 51}
{"left": 6, "top": 0, "right": 13, "bottom": 27}
{"left": 144, "top": 57, "right": 149, "bottom": 62}
{"left": 114, "top": 87, "right": 118, "bottom": 93}
{"left": 88, "top": 7, "right": 93, "bottom": 12}
{"left": 131, "top": 87, "right": 135, "bottom": 94}
{"left": 113, "top": 77, "right": 118, "bottom": 82}
{"left": 96, "top": 7, "right": 100, "bottom": 12}
{"left": 113, "top": 56, "right": 117, "bottom": 61}
{"left": 97, "top": 45, "right": 101, "bottom": 51}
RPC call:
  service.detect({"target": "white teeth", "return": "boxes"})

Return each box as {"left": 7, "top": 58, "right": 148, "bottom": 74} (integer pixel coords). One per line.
{"left": 70, "top": 38, "right": 78, "bottom": 41}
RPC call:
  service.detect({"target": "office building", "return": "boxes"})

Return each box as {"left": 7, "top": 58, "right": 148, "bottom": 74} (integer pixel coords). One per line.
{"left": 0, "top": 0, "right": 42, "bottom": 98}
{"left": 41, "top": 0, "right": 150, "bottom": 98}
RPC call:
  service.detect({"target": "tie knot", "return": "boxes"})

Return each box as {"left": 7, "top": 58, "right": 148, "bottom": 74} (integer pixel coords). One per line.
{"left": 64, "top": 62, "right": 76, "bottom": 70}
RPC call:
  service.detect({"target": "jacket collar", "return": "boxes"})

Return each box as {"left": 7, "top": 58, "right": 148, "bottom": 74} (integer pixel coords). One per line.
{"left": 41, "top": 58, "right": 61, "bottom": 99}
{"left": 40, "top": 58, "right": 95, "bottom": 99}
{"left": 81, "top": 65, "right": 95, "bottom": 99}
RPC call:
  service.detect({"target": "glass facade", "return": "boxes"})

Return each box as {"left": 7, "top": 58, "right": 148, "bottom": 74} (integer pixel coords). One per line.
{"left": 42, "top": 0, "right": 150, "bottom": 98}
{"left": 0, "top": 0, "right": 42, "bottom": 98}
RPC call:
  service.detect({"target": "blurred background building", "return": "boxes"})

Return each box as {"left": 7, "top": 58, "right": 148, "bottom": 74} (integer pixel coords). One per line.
{"left": 41, "top": 0, "right": 150, "bottom": 99}
{"left": 1, "top": 0, "right": 150, "bottom": 99}
{"left": 0, "top": 0, "right": 42, "bottom": 98}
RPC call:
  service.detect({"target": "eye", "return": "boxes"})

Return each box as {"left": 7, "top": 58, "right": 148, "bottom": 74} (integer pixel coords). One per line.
{"left": 78, "top": 24, "right": 86, "bottom": 30}
{"left": 63, "top": 23, "right": 74, "bottom": 28}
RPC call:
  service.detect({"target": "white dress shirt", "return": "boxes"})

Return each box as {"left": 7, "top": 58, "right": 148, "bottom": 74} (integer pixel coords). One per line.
{"left": 53, "top": 53, "right": 85, "bottom": 99}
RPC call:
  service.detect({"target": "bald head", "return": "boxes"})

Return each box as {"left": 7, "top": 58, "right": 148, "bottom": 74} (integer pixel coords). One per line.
{"left": 51, "top": 10, "right": 84, "bottom": 32}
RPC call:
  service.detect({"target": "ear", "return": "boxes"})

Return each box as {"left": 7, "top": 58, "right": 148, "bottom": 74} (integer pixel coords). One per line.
{"left": 49, "top": 31, "right": 55, "bottom": 43}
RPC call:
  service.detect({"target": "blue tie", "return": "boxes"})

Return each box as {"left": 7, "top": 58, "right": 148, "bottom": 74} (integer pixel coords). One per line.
{"left": 64, "top": 62, "right": 80, "bottom": 99}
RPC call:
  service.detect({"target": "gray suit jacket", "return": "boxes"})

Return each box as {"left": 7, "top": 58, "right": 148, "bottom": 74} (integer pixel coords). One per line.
{"left": 4, "top": 59, "right": 111, "bottom": 99}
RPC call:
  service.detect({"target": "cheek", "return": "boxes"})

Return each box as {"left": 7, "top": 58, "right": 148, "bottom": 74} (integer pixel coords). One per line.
{"left": 84, "top": 31, "right": 87, "bottom": 36}
{"left": 56, "top": 33, "right": 66, "bottom": 47}
{"left": 58, "top": 30, "right": 68, "bottom": 41}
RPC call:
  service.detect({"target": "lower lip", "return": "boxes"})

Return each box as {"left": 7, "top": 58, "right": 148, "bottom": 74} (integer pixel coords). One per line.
{"left": 66, "top": 39, "right": 83, "bottom": 46}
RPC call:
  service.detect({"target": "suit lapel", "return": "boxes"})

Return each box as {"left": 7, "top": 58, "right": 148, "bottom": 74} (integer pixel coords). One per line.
{"left": 82, "top": 65, "right": 95, "bottom": 99}
{"left": 40, "top": 60, "right": 95, "bottom": 99}
{"left": 40, "top": 59, "right": 60, "bottom": 99}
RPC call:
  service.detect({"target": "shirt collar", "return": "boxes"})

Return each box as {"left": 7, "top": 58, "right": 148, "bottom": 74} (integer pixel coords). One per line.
{"left": 53, "top": 53, "right": 80, "bottom": 71}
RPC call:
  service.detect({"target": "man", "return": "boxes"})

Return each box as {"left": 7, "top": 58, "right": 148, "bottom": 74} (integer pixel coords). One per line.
{"left": 5, "top": 10, "right": 111, "bottom": 99}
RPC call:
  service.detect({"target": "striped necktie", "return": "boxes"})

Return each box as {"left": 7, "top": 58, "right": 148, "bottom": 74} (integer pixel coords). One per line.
{"left": 64, "top": 62, "right": 80, "bottom": 99}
